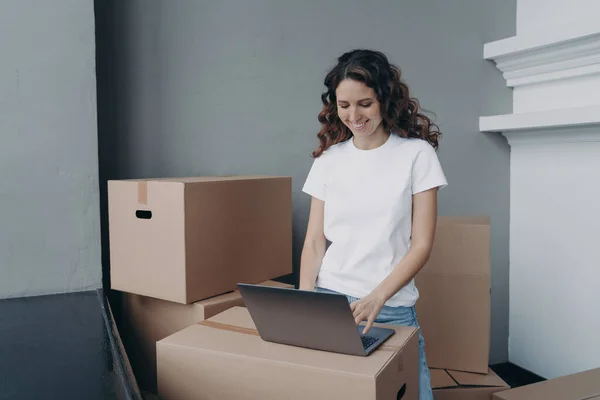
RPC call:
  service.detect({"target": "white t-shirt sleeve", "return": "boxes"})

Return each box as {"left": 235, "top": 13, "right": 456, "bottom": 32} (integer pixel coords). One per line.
{"left": 411, "top": 142, "right": 448, "bottom": 194}
{"left": 302, "top": 155, "right": 328, "bottom": 201}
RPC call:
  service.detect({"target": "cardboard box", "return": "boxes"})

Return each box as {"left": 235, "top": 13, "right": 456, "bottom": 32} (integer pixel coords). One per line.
{"left": 492, "top": 368, "right": 600, "bottom": 400}
{"left": 108, "top": 176, "right": 292, "bottom": 304}
{"left": 118, "top": 280, "right": 292, "bottom": 394}
{"left": 431, "top": 368, "right": 509, "bottom": 400}
{"left": 157, "top": 306, "right": 420, "bottom": 400}
{"left": 415, "top": 216, "right": 491, "bottom": 373}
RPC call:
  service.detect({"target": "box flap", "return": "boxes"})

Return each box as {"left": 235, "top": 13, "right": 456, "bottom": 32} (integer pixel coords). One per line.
{"left": 194, "top": 290, "right": 242, "bottom": 308}
{"left": 159, "top": 307, "right": 417, "bottom": 378}
{"left": 430, "top": 369, "right": 458, "bottom": 389}
{"left": 437, "top": 216, "right": 490, "bottom": 226}
{"left": 448, "top": 368, "right": 509, "bottom": 388}
{"left": 493, "top": 368, "right": 600, "bottom": 400}
{"left": 208, "top": 305, "right": 257, "bottom": 329}
{"left": 114, "top": 175, "right": 289, "bottom": 183}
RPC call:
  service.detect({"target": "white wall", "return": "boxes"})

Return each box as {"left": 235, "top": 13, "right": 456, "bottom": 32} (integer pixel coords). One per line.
{"left": 0, "top": 0, "right": 102, "bottom": 298}
{"left": 483, "top": 0, "right": 600, "bottom": 379}
{"left": 516, "top": 0, "right": 600, "bottom": 35}
{"left": 513, "top": 76, "right": 600, "bottom": 113}
{"left": 513, "top": 0, "right": 600, "bottom": 113}
{"left": 508, "top": 131, "right": 600, "bottom": 379}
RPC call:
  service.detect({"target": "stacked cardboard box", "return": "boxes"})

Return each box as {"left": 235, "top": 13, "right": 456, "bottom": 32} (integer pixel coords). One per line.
{"left": 157, "top": 306, "right": 421, "bottom": 399}
{"left": 415, "top": 217, "right": 511, "bottom": 399}
{"left": 107, "top": 176, "right": 294, "bottom": 395}
{"left": 117, "top": 280, "right": 292, "bottom": 394}
{"left": 417, "top": 217, "right": 600, "bottom": 399}
{"left": 108, "top": 176, "right": 293, "bottom": 304}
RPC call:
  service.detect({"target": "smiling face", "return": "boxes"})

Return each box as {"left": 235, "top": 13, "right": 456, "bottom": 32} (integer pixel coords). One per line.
{"left": 335, "top": 79, "right": 385, "bottom": 141}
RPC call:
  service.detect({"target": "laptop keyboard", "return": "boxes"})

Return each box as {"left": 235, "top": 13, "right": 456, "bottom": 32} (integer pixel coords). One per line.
{"left": 361, "top": 335, "right": 378, "bottom": 349}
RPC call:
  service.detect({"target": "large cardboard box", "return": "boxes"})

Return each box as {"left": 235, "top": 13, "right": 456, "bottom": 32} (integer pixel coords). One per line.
{"left": 157, "top": 306, "right": 420, "bottom": 400}
{"left": 108, "top": 176, "right": 292, "bottom": 304}
{"left": 492, "top": 368, "right": 600, "bottom": 400}
{"left": 431, "top": 368, "right": 509, "bottom": 400}
{"left": 118, "top": 280, "right": 292, "bottom": 394}
{"left": 415, "top": 216, "right": 491, "bottom": 373}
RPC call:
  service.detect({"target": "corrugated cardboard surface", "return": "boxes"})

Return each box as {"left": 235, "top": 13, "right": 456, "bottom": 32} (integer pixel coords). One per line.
{"left": 109, "top": 180, "right": 187, "bottom": 302}
{"left": 157, "top": 307, "right": 420, "bottom": 400}
{"left": 183, "top": 177, "right": 292, "bottom": 302}
{"left": 492, "top": 368, "right": 600, "bottom": 400}
{"left": 431, "top": 367, "right": 509, "bottom": 400}
{"left": 415, "top": 216, "right": 491, "bottom": 373}
{"left": 118, "top": 280, "right": 292, "bottom": 393}
{"left": 108, "top": 176, "right": 292, "bottom": 304}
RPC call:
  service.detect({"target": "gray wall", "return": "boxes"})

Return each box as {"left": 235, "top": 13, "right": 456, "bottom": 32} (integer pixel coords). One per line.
{"left": 96, "top": 0, "right": 515, "bottom": 363}
{"left": 0, "top": 0, "right": 102, "bottom": 298}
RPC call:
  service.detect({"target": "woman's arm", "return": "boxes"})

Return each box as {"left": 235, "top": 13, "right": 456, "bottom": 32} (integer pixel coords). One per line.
{"left": 375, "top": 187, "right": 439, "bottom": 301}
{"left": 298, "top": 197, "right": 327, "bottom": 291}
{"left": 350, "top": 187, "right": 439, "bottom": 333}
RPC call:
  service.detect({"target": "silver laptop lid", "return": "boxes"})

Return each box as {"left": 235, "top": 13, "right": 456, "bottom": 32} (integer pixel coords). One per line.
{"left": 236, "top": 283, "right": 392, "bottom": 356}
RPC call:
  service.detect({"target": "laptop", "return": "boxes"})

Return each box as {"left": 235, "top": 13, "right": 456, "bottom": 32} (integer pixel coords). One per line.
{"left": 236, "top": 283, "right": 395, "bottom": 356}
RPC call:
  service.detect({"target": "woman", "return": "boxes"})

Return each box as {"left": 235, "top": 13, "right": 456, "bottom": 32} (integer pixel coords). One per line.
{"left": 299, "top": 49, "right": 447, "bottom": 400}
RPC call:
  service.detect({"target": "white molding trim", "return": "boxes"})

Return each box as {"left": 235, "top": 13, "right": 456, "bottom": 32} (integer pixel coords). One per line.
{"left": 484, "top": 25, "right": 600, "bottom": 87}
{"left": 502, "top": 126, "right": 600, "bottom": 147}
{"left": 480, "top": 105, "right": 600, "bottom": 132}
{"left": 479, "top": 105, "right": 600, "bottom": 146}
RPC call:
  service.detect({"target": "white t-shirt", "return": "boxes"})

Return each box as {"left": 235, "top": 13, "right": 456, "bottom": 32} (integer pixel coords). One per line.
{"left": 302, "top": 133, "right": 448, "bottom": 307}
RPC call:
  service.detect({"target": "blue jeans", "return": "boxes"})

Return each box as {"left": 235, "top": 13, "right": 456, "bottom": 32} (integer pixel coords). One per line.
{"left": 315, "top": 286, "right": 434, "bottom": 400}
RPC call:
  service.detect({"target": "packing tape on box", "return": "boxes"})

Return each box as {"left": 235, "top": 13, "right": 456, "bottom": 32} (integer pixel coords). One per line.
{"left": 138, "top": 181, "right": 148, "bottom": 205}
{"left": 199, "top": 320, "right": 260, "bottom": 337}
{"left": 198, "top": 320, "right": 404, "bottom": 372}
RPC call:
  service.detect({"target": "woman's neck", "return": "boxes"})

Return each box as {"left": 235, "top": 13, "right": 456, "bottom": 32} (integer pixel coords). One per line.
{"left": 352, "top": 128, "right": 390, "bottom": 150}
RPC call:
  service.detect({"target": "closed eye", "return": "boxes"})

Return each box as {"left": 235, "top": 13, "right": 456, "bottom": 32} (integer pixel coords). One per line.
{"left": 338, "top": 103, "right": 372, "bottom": 109}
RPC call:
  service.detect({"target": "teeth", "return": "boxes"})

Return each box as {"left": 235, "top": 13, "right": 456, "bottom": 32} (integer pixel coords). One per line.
{"left": 351, "top": 122, "right": 366, "bottom": 128}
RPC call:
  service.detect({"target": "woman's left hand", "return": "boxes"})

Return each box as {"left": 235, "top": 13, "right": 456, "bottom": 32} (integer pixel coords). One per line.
{"left": 350, "top": 291, "right": 386, "bottom": 334}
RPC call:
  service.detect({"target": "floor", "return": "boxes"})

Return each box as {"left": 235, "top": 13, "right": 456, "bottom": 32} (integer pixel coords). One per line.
{"left": 0, "top": 289, "right": 544, "bottom": 400}
{"left": 0, "top": 290, "right": 140, "bottom": 400}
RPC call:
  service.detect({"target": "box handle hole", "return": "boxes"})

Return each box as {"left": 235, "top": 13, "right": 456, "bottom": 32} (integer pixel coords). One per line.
{"left": 135, "top": 210, "right": 152, "bottom": 219}
{"left": 397, "top": 383, "right": 406, "bottom": 399}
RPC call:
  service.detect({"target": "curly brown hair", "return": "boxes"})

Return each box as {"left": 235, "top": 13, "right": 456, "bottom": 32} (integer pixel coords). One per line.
{"left": 312, "top": 49, "right": 441, "bottom": 157}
